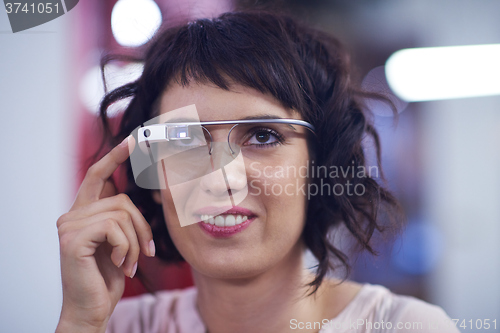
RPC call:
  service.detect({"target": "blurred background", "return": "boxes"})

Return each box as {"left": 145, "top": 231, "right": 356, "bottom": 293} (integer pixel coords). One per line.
{"left": 1, "top": 0, "right": 499, "bottom": 331}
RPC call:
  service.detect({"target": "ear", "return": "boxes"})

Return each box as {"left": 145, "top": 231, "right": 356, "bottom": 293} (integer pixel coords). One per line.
{"left": 152, "top": 190, "right": 162, "bottom": 204}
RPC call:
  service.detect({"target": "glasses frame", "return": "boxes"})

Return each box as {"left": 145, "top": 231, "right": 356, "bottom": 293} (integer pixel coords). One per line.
{"left": 138, "top": 118, "right": 316, "bottom": 155}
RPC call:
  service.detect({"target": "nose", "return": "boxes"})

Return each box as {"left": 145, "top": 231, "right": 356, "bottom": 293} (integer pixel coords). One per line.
{"left": 199, "top": 142, "right": 247, "bottom": 197}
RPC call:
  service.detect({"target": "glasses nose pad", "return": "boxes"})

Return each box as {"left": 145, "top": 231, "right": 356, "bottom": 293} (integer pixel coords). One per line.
{"left": 208, "top": 141, "right": 239, "bottom": 171}
{"left": 201, "top": 126, "right": 214, "bottom": 155}
{"left": 227, "top": 124, "right": 241, "bottom": 156}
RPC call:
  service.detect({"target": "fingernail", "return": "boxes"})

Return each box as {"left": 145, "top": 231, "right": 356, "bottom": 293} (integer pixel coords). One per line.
{"left": 118, "top": 257, "right": 126, "bottom": 268}
{"left": 119, "top": 135, "right": 130, "bottom": 147}
{"left": 130, "top": 262, "right": 138, "bottom": 278}
{"left": 148, "top": 240, "right": 156, "bottom": 257}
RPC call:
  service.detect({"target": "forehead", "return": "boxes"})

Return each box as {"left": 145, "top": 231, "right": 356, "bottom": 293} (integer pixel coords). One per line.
{"left": 159, "top": 82, "right": 299, "bottom": 121}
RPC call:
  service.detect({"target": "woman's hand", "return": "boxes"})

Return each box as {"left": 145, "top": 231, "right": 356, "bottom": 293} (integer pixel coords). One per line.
{"left": 55, "top": 136, "right": 155, "bottom": 333}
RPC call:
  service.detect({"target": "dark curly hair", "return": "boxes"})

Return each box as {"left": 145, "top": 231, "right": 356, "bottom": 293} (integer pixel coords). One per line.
{"left": 97, "top": 10, "right": 403, "bottom": 293}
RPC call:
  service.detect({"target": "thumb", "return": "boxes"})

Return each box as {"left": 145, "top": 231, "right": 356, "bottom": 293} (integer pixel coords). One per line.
{"left": 99, "top": 178, "right": 118, "bottom": 199}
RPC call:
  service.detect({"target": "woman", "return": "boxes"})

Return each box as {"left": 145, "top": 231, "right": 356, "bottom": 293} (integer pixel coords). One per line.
{"left": 56, "top": 11, "right": 459, "bottom": 333}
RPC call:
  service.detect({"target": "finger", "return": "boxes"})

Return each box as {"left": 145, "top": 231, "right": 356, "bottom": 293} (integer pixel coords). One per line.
{"left": 60, "top": 210, "right": 142, "bottom": 273}
{"left": 63, "top": 217, "right": 130, "bottom": 271}
{"left": 72, "top": 136, "right": 135, "bottom": 209}
{"left": 96, "top": 210, "right": 141, "bottom": 276}
{"left": 102, "top": 219, "right": 130, "bottom": 270}
{"left": 100, "top": 176, "right": 118, "bottom": 200}
{"left": 65, "top": 193, "right": 155, "bottom": 258}
{"left": 83, "top": 218, "right": 136, "bottom": 278}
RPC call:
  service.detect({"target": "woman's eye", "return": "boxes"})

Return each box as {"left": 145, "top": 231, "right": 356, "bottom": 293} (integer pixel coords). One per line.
{"left": 247, "top": 130, "right": 281, "bottom": 146}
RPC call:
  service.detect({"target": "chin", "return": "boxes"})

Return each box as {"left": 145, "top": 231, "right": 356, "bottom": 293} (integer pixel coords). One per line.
{"left": 191, "top": 252, "right": 271, "bottom": 280}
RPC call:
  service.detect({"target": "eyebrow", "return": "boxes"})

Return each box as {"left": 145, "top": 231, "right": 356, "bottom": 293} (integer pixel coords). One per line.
{"left": 238, "top": 114, "right": 284, "bottom": 121}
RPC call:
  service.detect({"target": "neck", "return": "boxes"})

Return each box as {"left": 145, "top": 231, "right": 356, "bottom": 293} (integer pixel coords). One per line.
{"left": 193, "top": 244, "right": 324, "bottom": 333}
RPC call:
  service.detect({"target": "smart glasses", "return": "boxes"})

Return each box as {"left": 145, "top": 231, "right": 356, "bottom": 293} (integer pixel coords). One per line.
{"left": 127, "top": 104, "right": 315, "bottom": 227}
{"left": 130, "top": 117, "right": 314, "bottom": 190}
{"left": 137, "top": 118, "right": 315, "bottom": 156}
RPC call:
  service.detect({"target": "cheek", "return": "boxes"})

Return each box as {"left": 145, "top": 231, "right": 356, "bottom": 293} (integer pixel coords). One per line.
{"left": 158, "top": 187, "right": 209, "bottom": 272}
{"left": 156, "top": 169, "right": 219, "bottom": 230}
{"left": 157, "top": 187, "right": 191, "bottom": 251}
{"left": 247, "top": 158, "right": 309, "bottom": 242}
{"left": 157, "top": 187, "right": 181, "bottom": 231}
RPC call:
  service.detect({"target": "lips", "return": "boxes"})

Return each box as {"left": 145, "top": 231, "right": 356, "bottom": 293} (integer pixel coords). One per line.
{"left": 194, "top": 206, "right": 257, "bottom": 238}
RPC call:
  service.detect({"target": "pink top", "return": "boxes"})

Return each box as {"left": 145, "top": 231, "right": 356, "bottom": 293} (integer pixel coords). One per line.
{"left": 106, "top": 284, "right": 460, "bottom": 333}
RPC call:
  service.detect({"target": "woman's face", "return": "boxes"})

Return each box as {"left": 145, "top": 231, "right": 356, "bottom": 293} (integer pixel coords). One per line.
{"left": 154, "top": 82, "right": 311, "bottom": 279}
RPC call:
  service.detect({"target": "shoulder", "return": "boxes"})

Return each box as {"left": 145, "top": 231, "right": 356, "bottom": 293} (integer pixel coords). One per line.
{"left": 106, "top": 287, "right": 204, "bottom": 333}
{"left": 324, "top": 283, "right": 460, "bottom": 333}
{"left": 363, "top": 284, "right": 460, "bottom": 333}
{"left": 366, "top": 284, "right": 459, "bottom": 332}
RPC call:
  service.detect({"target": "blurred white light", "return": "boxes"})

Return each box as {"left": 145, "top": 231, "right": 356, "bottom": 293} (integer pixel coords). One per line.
{"left": 111, "top": 0, "right": 162, "bottom": 47}
{"left": 386, "top": 44, "right": 500, "bottom": 102}
{"left": 79, "top": 63, "right": 144, "bottom": 116}
{"left": 362, "top": 66, "right": 408, "bottom": 116}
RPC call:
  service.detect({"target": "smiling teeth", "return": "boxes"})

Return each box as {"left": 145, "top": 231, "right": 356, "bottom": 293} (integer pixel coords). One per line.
{"left": 200, "top": 214, "right": 248, "bottom": 226}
